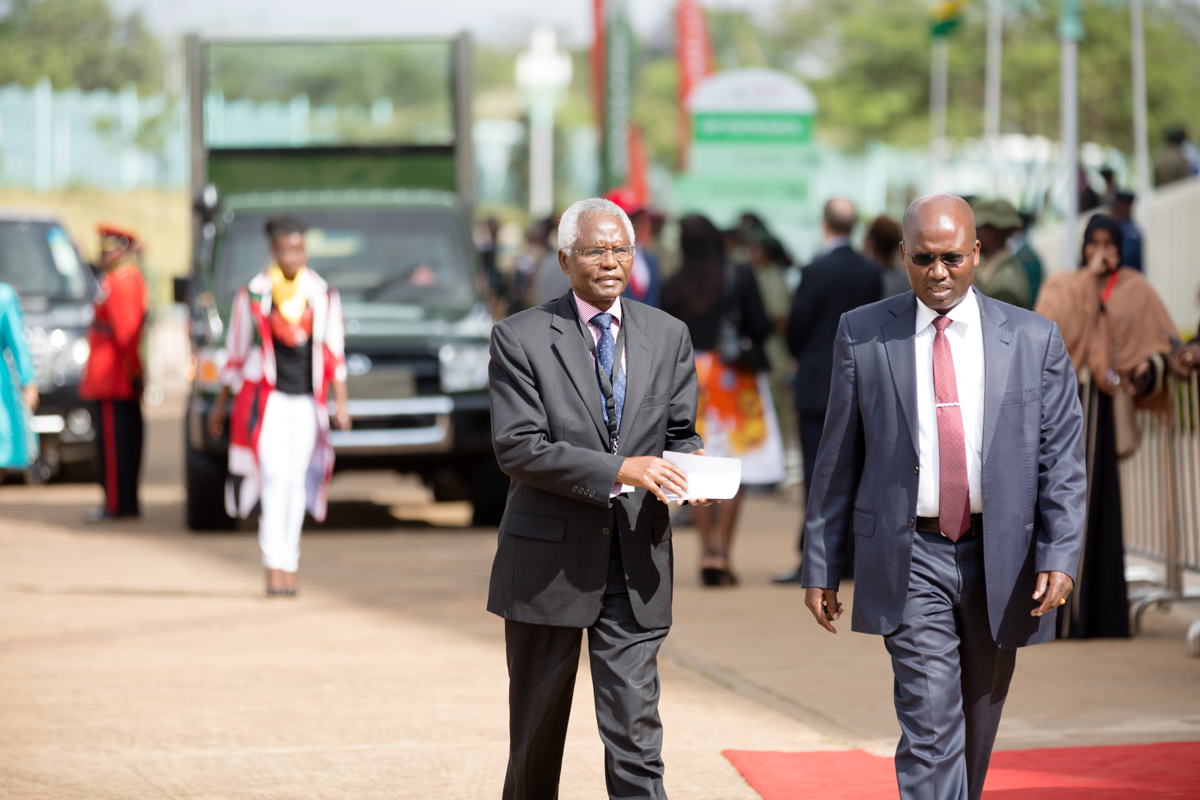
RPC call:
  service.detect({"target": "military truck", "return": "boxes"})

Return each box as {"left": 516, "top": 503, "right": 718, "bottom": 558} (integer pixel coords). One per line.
{"left": 178, "top": 35, "right": 505, "bottom": 529}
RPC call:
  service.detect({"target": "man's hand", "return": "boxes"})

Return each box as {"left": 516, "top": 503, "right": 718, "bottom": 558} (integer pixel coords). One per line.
{"left": 805, "top": 587, "right": 843, "bottom": 634}
{"left": 1032, "top": 571, "right": 1074, "bottom": 617}
{"left": 617, "top": 456, "right": 688, "bottom": 506}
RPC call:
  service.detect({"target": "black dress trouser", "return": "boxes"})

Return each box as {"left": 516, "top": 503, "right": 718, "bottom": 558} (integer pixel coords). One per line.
{"left": 503, "top": 533, "right": 669, "bottom": 800}
{"left": 94, "top": 399, "right": 142, "bottom": 517}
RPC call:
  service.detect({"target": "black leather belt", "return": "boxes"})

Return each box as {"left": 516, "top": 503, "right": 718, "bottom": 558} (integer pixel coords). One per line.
{"left": 916, "top": 513, "right": 983, "bottom": 539}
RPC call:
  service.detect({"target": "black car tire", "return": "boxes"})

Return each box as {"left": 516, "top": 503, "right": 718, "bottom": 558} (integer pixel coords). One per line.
{"left": 470, "top": 453, "right": 508, "bottom": 527}
{"left": 186, "top": 441, "right": 236, "bottom": 532}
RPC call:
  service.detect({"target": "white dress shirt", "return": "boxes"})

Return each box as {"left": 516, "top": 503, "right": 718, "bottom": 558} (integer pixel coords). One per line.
{"left": 914, "top": 287, "right": 985, "bottom": 517}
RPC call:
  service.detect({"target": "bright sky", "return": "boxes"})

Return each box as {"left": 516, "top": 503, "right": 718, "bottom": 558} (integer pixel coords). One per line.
{"left": 109, "top": 0, "right": 785, "bottom": 47}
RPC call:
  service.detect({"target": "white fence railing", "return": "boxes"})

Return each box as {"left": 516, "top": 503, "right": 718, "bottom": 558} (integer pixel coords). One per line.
{"left": 0, "top": 80, "right": 188, "bottom": 192}
{"left": 1122, "top": 372, "right": 1200, "bottom": 654}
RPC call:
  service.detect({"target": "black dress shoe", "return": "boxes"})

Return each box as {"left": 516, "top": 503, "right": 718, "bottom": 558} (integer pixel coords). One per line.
{"left": 771, "top": 564, "right": 805, "bottom": 584}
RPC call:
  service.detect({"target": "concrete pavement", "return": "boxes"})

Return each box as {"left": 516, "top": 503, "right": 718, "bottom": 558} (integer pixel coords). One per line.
{"left": 1, "top": 396, "right": 1197, "bottom": 798}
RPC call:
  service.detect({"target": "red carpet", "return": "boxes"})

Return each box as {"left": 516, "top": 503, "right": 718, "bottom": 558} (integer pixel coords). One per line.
{"left": 723, "top": 741, "right": 1200, "bottom": 799}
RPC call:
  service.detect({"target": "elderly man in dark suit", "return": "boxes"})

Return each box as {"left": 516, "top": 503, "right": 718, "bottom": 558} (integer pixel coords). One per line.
{"left": 800, "top": 194, "right": 1085, "bottom": 800}
{"left": 487, "top": 197, "right": 706, "bottom": 800}
{"left": 775, "top": 198, "right": 882, "bottom": 583}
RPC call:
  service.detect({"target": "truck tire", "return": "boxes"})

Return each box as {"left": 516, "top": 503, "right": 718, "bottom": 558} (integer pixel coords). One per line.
{"left": 186, "top": 442, "right": 236, "bottom": 532}
{"left": 470, "top": 454, "right": 508, "bottom": 527}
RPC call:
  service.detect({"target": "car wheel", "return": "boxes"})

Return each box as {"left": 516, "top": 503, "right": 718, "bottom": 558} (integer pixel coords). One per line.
{"left": 186, "top": 441, "right": 236, "bottom": 532}
{"left": 470, "top": 453, "right": 508, "bottom": 527}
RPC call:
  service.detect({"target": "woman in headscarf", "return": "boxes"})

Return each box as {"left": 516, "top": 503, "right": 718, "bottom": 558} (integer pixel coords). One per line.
{"left": 1035, "top": 214, "right": 1179, "bottom": 638}
{"left": 661, "top": 214, "right": 783, "bottom": 586}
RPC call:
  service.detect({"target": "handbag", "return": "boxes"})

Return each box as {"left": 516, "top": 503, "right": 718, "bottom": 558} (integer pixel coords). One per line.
{"left": 716, "top": 265, "right": 754, "bottom": 368}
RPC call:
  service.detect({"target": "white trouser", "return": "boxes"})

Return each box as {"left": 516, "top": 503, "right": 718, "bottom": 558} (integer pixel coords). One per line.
{"left": 257, "top": 391, "right": 318, "bottom": 572}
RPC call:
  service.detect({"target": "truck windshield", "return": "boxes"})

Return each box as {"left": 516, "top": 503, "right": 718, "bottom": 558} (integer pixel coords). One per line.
{"left": 216, "top": 208, "right": 476, "bottom": 313}
{"left": 0, "top": 221, "right": 90, "bottom": 302}
{"left": 204, "top": 41, "right": 454, "bottom": 148}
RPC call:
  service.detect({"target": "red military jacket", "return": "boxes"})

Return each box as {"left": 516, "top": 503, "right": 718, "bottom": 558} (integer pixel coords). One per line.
{"left": 80, "top": 261, "right": 146, "bottom": 401}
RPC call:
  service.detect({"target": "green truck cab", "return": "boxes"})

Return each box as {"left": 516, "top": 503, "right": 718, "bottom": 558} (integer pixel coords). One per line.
{"left": 178, "top": 35, "right": 506, "bottom": 529}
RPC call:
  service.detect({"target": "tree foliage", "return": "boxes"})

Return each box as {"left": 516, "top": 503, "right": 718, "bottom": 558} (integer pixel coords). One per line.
{"left": 765, "top": 0, "right": 1200, "bottom": 152}
{"left": 0, "top": 0, "right": 161, "bottom": 92}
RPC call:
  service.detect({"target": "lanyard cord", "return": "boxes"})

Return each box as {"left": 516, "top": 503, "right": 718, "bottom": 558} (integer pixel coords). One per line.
{"left": 575, "top": 309, "right": 626, "bottom": 453}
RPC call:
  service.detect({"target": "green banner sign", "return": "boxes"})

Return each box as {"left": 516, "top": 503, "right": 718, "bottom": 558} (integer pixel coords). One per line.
{"left": 693, "top": 112, "right": 814, "bottom": 144}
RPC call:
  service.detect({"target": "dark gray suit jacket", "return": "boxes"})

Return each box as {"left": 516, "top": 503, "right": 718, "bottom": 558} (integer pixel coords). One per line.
{"left": 787, "top": 244, "right": 883, "bottom": 415}
{"left": 800, "top": 289, "right": 1086, "bottom": 648}
{"left": 487, "top": 292, "right": 703, "bottom": 631}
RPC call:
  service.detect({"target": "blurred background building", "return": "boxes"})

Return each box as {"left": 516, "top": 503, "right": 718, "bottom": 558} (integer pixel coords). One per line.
{"left": 0, "top": 0, "right": 1198, "bottom": 330}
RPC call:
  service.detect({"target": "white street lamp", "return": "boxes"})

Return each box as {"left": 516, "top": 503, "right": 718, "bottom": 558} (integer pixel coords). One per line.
{"left": 515, "top": 27, "right": 573, "bottom": 219}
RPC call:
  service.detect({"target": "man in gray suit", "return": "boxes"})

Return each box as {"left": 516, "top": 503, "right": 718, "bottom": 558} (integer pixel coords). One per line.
{"left": 487, "top": 197, "right": 706, "bottom": 800}
{"left": 801, "top": 194, "right": 1085, "bottom": 800}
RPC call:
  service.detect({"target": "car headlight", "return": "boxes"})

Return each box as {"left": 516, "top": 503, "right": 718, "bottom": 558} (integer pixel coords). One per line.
{"left": 193, "top": 347, "right": 227, "bottom": 394}
{"left": 66, "top": 408, "right": 92, "bottom": 435}
{"left": 26, "top": 328, "right": 89, "bottom": 389}
{"left": 439, "top": 343, "right": 490, "bottom": 393}
{"left": 70, "top": 337, "right": 90, "bottom": 366}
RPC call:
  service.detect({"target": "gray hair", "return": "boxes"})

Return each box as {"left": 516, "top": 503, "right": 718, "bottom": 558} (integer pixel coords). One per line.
{"left": 557, "top": 198, "right": 636, "bottom": 253}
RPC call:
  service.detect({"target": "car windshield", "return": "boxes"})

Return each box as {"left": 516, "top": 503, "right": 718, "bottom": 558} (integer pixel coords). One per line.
{"left": 0, "top": 221, "right": 90, "bottom": 302}
{"left": 216, "top": 208, "right": 476, "bottom": 313}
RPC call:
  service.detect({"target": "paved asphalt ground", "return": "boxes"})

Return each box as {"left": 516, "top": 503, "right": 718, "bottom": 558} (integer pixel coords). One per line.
{"left": 1, "top": 394, "right": 1198, "bottom": 799}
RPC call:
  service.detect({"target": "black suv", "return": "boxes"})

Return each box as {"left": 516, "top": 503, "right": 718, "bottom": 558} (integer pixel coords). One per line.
{"left": 0, "top": 211, "right": 98, "bottom": 480}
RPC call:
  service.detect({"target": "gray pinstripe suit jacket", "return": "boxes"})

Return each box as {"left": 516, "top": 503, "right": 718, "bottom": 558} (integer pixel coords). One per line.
{"left": 486, "top": 292, "right": 703, "bottom": 630}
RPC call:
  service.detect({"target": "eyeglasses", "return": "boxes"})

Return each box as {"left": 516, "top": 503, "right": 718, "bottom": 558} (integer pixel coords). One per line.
{"left": 575, "top": 245, "right": 635, "bottom": 264}
{"left": 910, "top": 252, "right": 966, "bottom": 268}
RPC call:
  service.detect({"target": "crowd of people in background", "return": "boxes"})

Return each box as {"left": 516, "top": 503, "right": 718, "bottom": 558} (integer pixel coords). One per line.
{"left": 0, "top": 158, "right": 1195, "bottom": 622}
{"left": 471, "top": 172, "right": 1200, "bottom": 646}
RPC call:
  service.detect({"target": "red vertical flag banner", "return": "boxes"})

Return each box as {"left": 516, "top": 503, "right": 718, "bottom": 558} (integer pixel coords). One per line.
{"left": 626, "top": 125, "right": 649, "bottom": 203}
{"left": 676, "top": 0, "right": 714, "bottom": 171}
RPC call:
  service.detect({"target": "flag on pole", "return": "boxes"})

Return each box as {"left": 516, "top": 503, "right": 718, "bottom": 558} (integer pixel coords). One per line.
{"left": 677, "top": 0, "right": 714, "bottom": 171}
{"left": 930, "top": 0, "right": 967, "bottom": 36}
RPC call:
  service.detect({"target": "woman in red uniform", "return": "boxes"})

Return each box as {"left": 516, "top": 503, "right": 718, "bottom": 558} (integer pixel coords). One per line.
{"left": 80, "top": 224, "right": 147, "bottom": 522}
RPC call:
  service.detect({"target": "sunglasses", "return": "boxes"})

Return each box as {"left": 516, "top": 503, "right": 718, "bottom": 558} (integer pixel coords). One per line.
{"left": 910, "top": 252, "right": 966, "bottom": 267}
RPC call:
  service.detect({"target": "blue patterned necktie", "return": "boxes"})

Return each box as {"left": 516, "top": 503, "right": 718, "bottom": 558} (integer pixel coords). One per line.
{"left": 591, "top": 312, "right": 626, "bottom": 440}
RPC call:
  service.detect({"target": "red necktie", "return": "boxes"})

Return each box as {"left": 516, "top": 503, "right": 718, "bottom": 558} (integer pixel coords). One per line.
{"left": 932, "top": 315, "right": 971, "bottom": 541}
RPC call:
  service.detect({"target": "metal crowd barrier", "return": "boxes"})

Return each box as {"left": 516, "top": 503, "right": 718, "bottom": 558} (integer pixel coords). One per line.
{"left": 1121, "top": 372, "right": 1200, "bottom": 654}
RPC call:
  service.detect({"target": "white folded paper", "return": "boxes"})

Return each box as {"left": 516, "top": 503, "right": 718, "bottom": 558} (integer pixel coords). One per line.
{"left": 661, "top": 450, "right": 742, "bottom": 501}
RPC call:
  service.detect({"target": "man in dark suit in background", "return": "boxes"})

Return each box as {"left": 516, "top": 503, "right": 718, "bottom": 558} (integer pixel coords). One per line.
{"left": 774, "top": 198, "right": 882, "bottom": 583}
{"left": 487, "top": 197, "right": 707, "bottom": 800}
{"left": 801, "top": 194, "right": 1085, "bottom": 800}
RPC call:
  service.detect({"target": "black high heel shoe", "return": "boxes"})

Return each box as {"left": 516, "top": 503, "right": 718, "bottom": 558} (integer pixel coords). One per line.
{"left": 701, "top": 567, "right": 738, "bottom": 587}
